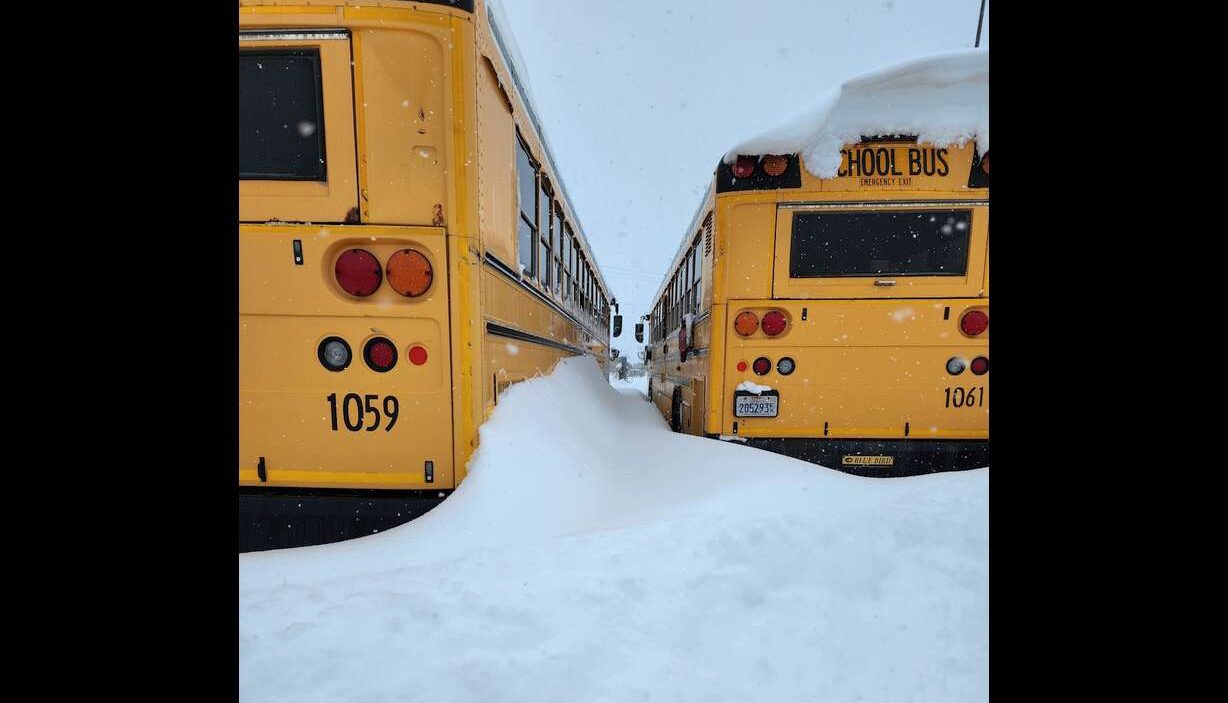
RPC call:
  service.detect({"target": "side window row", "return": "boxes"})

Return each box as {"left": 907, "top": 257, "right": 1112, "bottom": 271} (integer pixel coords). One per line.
{"left": 650, "top": 233, "right": 704, "bottom": 343}
{"left": 516, "top": 137, "right": 608, "bottom": 328}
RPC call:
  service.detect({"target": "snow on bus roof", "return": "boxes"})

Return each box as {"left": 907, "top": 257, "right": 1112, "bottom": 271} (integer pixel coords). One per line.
{"left": 725, "top": 48, "right": 988, "bottom": 179}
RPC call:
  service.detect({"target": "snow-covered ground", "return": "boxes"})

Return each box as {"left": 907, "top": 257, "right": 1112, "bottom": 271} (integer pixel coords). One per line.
{"left": 240, "top": 358, "right": 987, "bottom": 702}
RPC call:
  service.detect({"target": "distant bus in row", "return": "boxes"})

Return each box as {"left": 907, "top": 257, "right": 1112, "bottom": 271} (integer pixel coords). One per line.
{"left": 239, "top": 0, "right": 621, "bottom": 550}
{"left": 640, "top": 139, "right": 989, "bottom": 475}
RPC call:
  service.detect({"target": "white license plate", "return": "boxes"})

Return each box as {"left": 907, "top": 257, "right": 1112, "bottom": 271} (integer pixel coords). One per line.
{"left": 734, "top": 394, "right": 778, "bottom": 417}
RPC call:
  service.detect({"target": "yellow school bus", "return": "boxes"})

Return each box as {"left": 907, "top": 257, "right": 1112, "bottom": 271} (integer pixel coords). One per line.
{"left": 239, "top": 0, "right": 620, "bottom": 550}
{"left": 640, "top": 139, "right": 988, "bottom": 475}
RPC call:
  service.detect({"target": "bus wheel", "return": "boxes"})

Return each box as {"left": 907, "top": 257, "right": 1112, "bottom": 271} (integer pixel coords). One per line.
{"left": 670, "top": 388, "right": 683, "bottom": 432}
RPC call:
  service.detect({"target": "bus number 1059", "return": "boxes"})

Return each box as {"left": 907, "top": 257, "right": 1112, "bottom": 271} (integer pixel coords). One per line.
{"left": 327, "top": 393, "right": 399, "bottom": 432}
{"left": 944, "top": 386, "right": 985, "bottom": 408}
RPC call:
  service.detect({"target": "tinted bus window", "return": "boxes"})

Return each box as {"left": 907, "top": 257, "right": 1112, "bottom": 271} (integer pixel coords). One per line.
{"left": 239, "top": 50, "right": 327, "bottom": 181}
{"left": 790, "top": 210, "right": 971, "bottom": 277}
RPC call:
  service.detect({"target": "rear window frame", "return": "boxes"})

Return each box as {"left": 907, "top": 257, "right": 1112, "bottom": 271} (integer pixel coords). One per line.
{"left": 239, "top": 48, "right": 329, "bottom": 182}
{"left": 788, "top": 208, "right": 973, "bottom": 279}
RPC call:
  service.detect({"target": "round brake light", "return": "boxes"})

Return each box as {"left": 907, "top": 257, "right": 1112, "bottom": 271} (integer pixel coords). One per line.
{"left": 387, "top": 249, "right": 433, "bottom": 297}
{"left": 732, "top": 155, "right": 756, "bottom": 179}
{"left": 752, "top": 357, "right": 771, "bottom": 376}
{"left": 364, "top": 337, "right": 398, "bottom": 372}
{"left": 734, "top": 311, "right": 759, "bottom": 336}
{"left": 960, "top": 309, "right": 989, "bottom": 336}
{"left": 335, "top": 249, "right": 382, "bottom": 297}
{"left": 970, "top": 356, "right": 989, "bottom": 375}
{"left": 761, "top": 310, "right": 788, "bottom": 336}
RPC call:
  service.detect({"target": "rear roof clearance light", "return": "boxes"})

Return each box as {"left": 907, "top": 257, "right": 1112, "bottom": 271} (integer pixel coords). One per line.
{"left": 732, "top": 155, "right": 756, "bottom": 179}
{"left": 336, "top": 249, "right": 382, "bottom": 297}
{"left": 762, "top": 155, "right": 788, "bottom": 177}
{"left": 960, "top": 309, "right": 989, "bottom": 336}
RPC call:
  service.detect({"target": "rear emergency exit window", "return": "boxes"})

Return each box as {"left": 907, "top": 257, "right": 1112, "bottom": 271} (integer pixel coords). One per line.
{"left": 790, "top": 210, "right": 971, "bottom": 277}
{"left": 240, "top": 50, "right": 327, "bottom": 181}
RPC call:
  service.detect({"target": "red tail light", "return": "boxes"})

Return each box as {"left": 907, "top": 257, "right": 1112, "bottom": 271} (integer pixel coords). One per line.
{"left": 336, "top": 249, "right": 382, "bottom": 297}
{"left": 752, "top": 357, "right": 771, "bottom": 376}
{"left": 761, "top": 310, "right": 788, "bottom": 336}
{"left": 364, "top": 337, "right": 398, "bottom": 372}
{"left": 732, "top": 155, "right": 756, "bottom": 179}
{"left": 734, "top": 311, "right": 759, "bottom": 336}
{"left": 970, "top": 356, "right": 989, "bottom": 375}
{"left": 960, "top": 309, "right": 989, "bottom": 336}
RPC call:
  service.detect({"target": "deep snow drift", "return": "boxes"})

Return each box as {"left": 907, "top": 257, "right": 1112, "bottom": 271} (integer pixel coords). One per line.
{"left": 726, "top": 48, "right": 988, "bottom": 178}
{"left": 240, "top": 358, "right": 987, "bottom": 702}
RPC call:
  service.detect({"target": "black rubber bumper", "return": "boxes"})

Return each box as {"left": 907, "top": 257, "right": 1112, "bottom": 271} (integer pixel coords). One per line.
{"left": 741, "top": 438, "right": 989, "bottom": 477}
{"left": 239, "top": 488, "right": 452, "bottom": 553}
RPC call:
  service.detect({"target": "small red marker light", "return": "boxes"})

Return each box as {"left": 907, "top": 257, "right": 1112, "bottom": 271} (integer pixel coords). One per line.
{"left": 736, "top": 360, "right": 748, "bottom": 372}
{"left": 408, "top": 345, "right": 428, "bottom": 366}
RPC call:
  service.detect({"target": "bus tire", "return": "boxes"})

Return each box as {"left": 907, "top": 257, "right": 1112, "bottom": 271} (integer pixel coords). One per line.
{"left": 671, "top": 388, "right": 683, "bottom": 432}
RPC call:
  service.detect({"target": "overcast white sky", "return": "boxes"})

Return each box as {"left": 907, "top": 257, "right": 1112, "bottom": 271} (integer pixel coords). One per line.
{"left": 497, "top": 0, "right": 989, "bottom": 357}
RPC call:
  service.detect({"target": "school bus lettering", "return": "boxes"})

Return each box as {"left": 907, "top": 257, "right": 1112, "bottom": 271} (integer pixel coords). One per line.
{"left": 837, "top": 146, "right": 950, "bottom": 179}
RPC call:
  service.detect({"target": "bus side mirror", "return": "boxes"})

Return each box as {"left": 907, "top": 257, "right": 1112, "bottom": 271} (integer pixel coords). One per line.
{"left": 634, "top": 323, "right": 644, "bottom": 343}
{"left": 613, "top": 315, "right": 623, "bottom": 337}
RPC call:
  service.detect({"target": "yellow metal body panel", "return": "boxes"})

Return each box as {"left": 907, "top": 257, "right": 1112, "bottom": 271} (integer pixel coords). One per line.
{"left": 239, "top": 224, "right": 454, "bottom": 488}
{"left": 239, "top": 1, "right": 613, "bottom": 493}
{"left": 646, "top": 140, "right": 989, "bottom": 445}
{"left": 720, "top": 299, "right": 989, "bottom": 438}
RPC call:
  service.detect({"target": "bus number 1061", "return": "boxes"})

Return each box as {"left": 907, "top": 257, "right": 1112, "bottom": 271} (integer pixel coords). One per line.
{"left": 944, "top": 386, "right": 985, "bottom": 408}
{"left": 327, "top": 393, "right": 399, "bottom": 432}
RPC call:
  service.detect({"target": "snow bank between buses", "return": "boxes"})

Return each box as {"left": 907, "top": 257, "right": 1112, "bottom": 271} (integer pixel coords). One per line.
{"left": 726, "top": 48, "right": 988, "bottom": 178}
{"left": 240, "top": 357, "right": 987, "bottom": 703}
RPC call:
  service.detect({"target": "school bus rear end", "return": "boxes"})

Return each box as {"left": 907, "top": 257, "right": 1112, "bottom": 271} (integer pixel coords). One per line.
{"left": 711, "top": 141, "right": 989, "bottom": 475}
{"left": 238, "top": 1, "right": 478, "bottom": 548}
